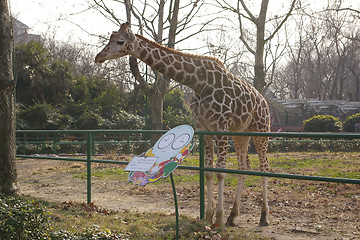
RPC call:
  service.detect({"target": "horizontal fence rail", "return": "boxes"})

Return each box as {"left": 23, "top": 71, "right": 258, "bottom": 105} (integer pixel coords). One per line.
{"left": 15, "top": 129, "right": 360, "bottom": 219}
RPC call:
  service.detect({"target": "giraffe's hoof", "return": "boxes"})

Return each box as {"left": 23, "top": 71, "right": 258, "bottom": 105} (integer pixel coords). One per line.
{"left": 259, "top": 221, "right": 269, "bottom": 227}
{"left": 225, "top": 220, "right": 237, "bottom": 227}
{"left": 205, "top": 210, "right": 214, "bottom": 223}
{"left": 259, "top": 211, "right": 269, "bottom": 226}
{"left": 205, "top": 214, "right": 213, "bottom": 224}
{"left": 225, "top": 212, "right": 238, "bottom": 227}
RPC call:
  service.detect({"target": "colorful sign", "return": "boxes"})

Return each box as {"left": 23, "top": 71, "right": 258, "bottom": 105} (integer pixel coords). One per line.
{"left": 125, "top": 125, "right": 194, "bottom": 186}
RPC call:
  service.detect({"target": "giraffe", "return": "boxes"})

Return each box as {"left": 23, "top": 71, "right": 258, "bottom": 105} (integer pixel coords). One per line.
{"left": 95, "top": 22, "right": 271, "bottom": 227}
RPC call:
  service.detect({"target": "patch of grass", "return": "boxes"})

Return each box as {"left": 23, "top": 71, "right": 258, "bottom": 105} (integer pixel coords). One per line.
{"left": 45, "top": 199, "right": 266, "bottom": 240}
{"left": 317, "top": 167, "right": 360, "bottom": 179}
{"left": 74, "top": 152, "right": 360, "bottom": 186}
{"left": 75, "top": 168, "right": 129, "bottom": 181}
{"left": 223, "top": 174, "right": 261, "bottom": 189}
{"left": 267, "top": 152, "right": 360, "bottom": 178}
{"left": 182, "top": 155, "right": 199, "bottom": 166}
{"left": 171, "top": 172, "right": 199, "bottom": 184}
{"left": 69, "top": 163, "right": 84, "bottom": 169}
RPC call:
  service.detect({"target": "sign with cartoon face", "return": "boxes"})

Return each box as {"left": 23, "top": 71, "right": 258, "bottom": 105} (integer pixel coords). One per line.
{"left": 125, "top": 125, "right": 194, "bottom": 186}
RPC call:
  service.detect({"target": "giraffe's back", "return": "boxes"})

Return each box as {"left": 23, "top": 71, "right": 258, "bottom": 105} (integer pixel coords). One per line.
{"left": 190, "top": 66, "right": 270, "bottom": 133}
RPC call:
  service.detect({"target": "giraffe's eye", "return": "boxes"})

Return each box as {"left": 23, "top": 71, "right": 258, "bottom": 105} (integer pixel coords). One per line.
{"left": 117, "top": 41, "right": 125, "bottom": 45}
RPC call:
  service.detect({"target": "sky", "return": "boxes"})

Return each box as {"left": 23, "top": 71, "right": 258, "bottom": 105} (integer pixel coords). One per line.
{"left": 10, "top": 0, "right": 116, "bottom": 45}
{"left": 10, "top": 0, "right": 360, "bottom": 49}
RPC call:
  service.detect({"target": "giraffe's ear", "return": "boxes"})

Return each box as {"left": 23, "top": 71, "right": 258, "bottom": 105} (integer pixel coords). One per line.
{"left": 119, "top": 22, "right": 130, "bottom": 31}
{"left": 119, "top": 22, "right": 135, "bottom": 41}
{"left": 127, "top": 28, "right": 135, "bottom": 41}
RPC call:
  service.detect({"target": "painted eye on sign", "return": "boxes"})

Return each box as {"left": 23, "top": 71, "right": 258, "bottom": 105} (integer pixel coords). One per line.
{"left": 172, "top": 134, "right": 191, "bottom": 150}
{"left": 157, "top": 133, "right": 175, "bottom": 149}
{"left": 125, "top": 125, "right": 194, "bottom": 186}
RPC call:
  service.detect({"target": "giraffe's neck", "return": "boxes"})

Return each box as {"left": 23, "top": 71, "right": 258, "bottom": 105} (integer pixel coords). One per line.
{"left": 132, "top": 34, "right": 226, "bottom": 94}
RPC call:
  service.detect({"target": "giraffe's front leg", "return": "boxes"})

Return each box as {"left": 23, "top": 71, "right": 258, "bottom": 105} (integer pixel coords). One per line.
{"left": 226, "top": 174, "right": 246, "bottom": 226}
{"left": 226, "top": 136, "right": 251, "bottom": 226}
{"left": 214, "top": 172, "right": 226, "bottom": 226}
{"left": 204, "top": 135, "right": 215, "bottom": 223}
{"left": 205, "top": 171, "right": 214, "bottom": 223}
{"left": 214, "top": 135, "right": 228, "bottom": 226}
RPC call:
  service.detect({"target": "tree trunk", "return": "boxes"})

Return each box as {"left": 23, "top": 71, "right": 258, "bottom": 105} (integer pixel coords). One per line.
{"left": 150, "top": 74, "right": 169, "bottom": 142}
{"left": 148, "top": 0, "right": 177, "bottom": 134}
{"left": 253, "top": 0, "right": 268, "bottom": 95}
{"left": 0, "top": 0, "right": 19, "bottom": 195}
{"left": 124, "top": 0, "right": 178, "bottom": 138}
{"left": 150, "top": 92, "right": 164, "bottom": 131}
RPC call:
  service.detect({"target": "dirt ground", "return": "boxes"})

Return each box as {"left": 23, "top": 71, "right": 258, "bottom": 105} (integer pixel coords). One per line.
{"left": 16, "top": 156, "right": 360, "bottom": 240}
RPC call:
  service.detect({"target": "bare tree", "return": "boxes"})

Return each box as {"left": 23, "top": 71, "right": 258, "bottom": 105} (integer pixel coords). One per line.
{"left": 274, "top": 1, "right": 360, "bottom": 101}
{"left": 0, "top": 0, "right": 19, "bottom": 195}
{"left": 205, "top": 26, "right": 251, "bottom": 81}
{"left": 215, "top": 0, "right": 297, "bottom": 94}
{"left": 346, "top": 40, "right": 360, "bottom": 101}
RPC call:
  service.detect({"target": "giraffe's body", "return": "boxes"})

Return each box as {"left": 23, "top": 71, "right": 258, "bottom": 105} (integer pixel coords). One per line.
{"left": 95, "top": 23, "right": 271, "bottom": 226}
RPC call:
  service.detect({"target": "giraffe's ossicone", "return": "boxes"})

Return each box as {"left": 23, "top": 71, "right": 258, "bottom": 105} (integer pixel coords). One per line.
{"left": 95, "top": 22, "right": 271, "bottom": 227}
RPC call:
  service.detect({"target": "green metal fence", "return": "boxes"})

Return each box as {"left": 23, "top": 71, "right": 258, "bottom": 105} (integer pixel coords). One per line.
{"left": 16, "top": 131, "right": 359, "bottom": 156}
{"left": 15, "top": 129, "right": 360, "bottom": 220}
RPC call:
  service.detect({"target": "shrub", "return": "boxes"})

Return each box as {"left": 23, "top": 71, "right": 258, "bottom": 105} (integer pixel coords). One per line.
{"left": 0, "top": 196, "right": 126, "bottom": 240}
{"left": 302, "top": 115, "right": 342, "bottom": 132}
{"left": 343, "top": 113, "right": 360, "bottom": 132}
{"left": 50, "top": 225, "right": 125, "bottom": 240}
{"left": 111, "top": 110, "right": 145, "bottom": 130}
{"left": 163, "top": 88, "right": 195, "bottom": 129}
{"left": 0, "top": 196, "right": 50, "bottom": 239}
{"left": 17, "top": 102, "right": 72, "bottom": 130}
{"left": 74, "top": 110, "right": 112, "bottom": 129}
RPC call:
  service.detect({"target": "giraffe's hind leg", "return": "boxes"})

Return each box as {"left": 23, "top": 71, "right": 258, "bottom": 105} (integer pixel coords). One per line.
{"left": 226, "top": 136, "right": 251, "bottom": 226}
{"left": 253, "top": 136, "right": 270, "bottom": 226}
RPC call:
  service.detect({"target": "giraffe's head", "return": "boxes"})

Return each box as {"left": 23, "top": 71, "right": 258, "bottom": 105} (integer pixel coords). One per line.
{"left": 95, "top": 22, "right": 136, "bottom": 63}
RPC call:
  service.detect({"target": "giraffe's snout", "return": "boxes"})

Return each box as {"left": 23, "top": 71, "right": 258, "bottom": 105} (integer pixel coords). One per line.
{"left": 95, "top": 53, "right": 106, "bottom": 63}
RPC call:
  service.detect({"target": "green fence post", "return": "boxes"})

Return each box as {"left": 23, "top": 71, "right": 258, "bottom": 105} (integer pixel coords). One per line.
{"left": 36, "top": 133, "right": 40, "bottom": 154}
{"left": 199, "top": 134, "right": 205, "bottom": 220}
{"left": 170, "top": 173, "right": 179, "bottom": 240}
{"left": 23, "top": 133, "right": 27, "bottom": 155}
{"left": 127, "top": 133, "right": 130, "bottom": 154}
{"left": 90, "top": 133, "right": 95, "bottom": 156}
{"left": 330, "top": 139, "right": 333, "bottom": 153}
{"left": 86, "top": 133, "right": 92, "bottom": 204}
{"left": 53, "top": 133, "right": 57, "bottom": 154}
{"left": 282, "top": 137, "right": 285, "bottom": 152}
{"left": 42, "top": 134, "right": 45, "bottom": 153}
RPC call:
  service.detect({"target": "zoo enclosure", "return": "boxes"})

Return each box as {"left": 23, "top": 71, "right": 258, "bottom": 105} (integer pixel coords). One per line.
{"left": 16, "top": 129, "right": 360, "bottom": 220}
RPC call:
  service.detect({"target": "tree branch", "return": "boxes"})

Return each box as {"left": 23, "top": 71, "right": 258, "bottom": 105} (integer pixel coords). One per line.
{"left": 93, "top": 0, "right": 122, "bottom": 26}
{"left": 239, "top": 0, "right": 257, "bottom": 23}
{"left": 237, "top": 0, "right": 255, "bottom": 55}
{"left": 265, "top": 0, "right": 296, "bottom": 42}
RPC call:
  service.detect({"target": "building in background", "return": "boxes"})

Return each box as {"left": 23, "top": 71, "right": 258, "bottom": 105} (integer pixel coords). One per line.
{"left": 12, "top": 17, "right": 41, "bottom": 44}
{"left": 268, "top": 98, "right": 360, "bottom": 131}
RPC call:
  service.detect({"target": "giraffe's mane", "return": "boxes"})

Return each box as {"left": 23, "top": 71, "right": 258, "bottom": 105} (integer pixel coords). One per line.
{"left": 135, "top": 34, "right": 226, "bottom": 69}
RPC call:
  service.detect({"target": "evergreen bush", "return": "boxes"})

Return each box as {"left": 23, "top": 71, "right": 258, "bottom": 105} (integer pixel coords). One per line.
{"left": 50, "top": 225, "right": 125, "bottom": 239}
{"left": 163, "top": 88, "right": 195, "bottom": 128}
{"left": 111, "top": 110, "right": 145, "bottom": 130}
{"left": 0, "top": 196, "right": 125, "bottom": 240}
{"left": 17, "top": 102, "right": 72, "bottom": 130}
{"left": 343, "top": 113, "right": 360, "bottom": 132}
{"left": 0, "top": 196, "right": 50, "bottom": 239}
{"left": 302, "top": 115, "right": 342, "bottom": 132}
